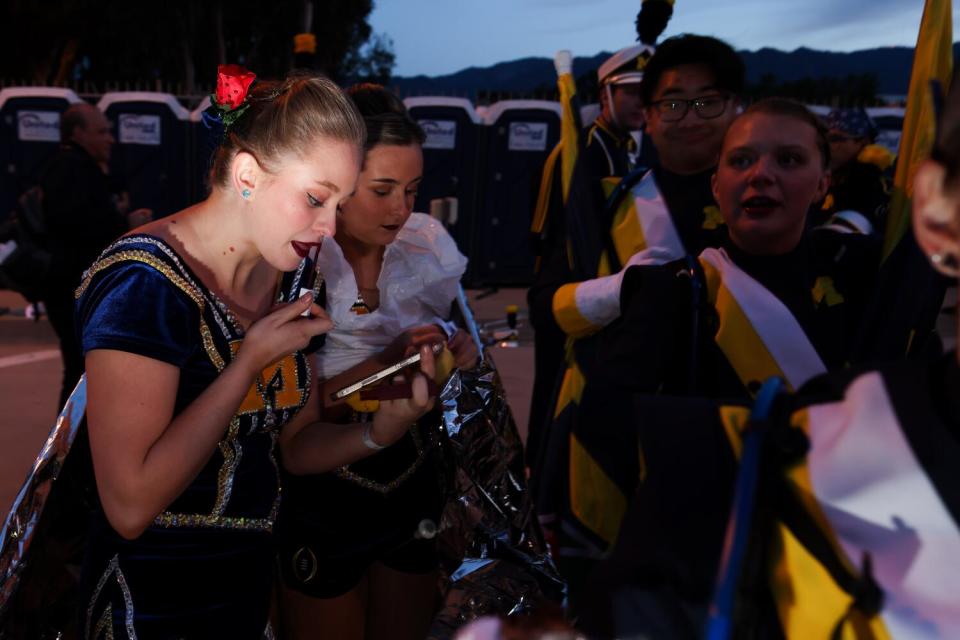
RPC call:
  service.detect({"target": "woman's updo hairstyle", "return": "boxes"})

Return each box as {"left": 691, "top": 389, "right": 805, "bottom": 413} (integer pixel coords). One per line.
{"left": 347, "top": 83, "right": 426, "bottom": 155}
{"left": 737, "top": 97, "right": 831, "bottom": 169}
{"left": 930, "top": 70, "right": 960, "bottom": 187}
{"left": 210, "top": 73, "right": 366, "bottom": 188}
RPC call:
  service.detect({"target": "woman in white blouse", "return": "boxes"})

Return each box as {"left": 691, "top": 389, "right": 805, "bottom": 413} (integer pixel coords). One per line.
{"left": 277, "top": 84, "right": 477, "bottom": 640}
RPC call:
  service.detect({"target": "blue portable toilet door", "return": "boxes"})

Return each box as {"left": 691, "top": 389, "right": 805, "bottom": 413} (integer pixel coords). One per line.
{"left": 0, "top": 88, "right": 81, "bottom": 220}
{"left": 98, "top": 92, "right": 191, "bottom": 220}
{"left": 405, "top": 97, "right": 482, "bottom": 269}
{"left": 475, "top": 100, "right": 561, "bottom": 285}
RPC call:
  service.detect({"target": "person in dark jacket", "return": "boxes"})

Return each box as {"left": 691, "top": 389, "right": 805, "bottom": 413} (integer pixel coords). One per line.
{"left": 41, "top": 102, "right": 151, "bottom": 408}
{"left": 528, "top": 34, "right": 747, "bottom": 614}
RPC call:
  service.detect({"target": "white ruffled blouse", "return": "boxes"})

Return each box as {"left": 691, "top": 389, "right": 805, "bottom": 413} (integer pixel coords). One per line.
{"left": 315, "top": 213, "right": 468, "bottom": 379}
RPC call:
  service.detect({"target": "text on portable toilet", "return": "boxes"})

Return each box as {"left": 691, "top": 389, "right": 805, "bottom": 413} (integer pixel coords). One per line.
{"left": 507, "top": 122, "right": 548, "bottom": 152}
{"left": 16, "top": 111, "right": 60, "bottom": 142}
{"left": 419, "top": 119, "right": 458, "bottom": 150}
{"left": 118, "top": 114, "right": 162, "bottom": 146}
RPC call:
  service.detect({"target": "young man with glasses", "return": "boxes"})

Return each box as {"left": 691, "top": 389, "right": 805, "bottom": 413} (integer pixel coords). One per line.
{"left": 638, "top": 33, "right": 744, "bottom": 255}
{"left": 529, "top": 33, "right": 745, "bottom": 614}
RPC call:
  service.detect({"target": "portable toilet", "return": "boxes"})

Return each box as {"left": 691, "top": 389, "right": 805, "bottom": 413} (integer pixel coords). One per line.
{"left": 0, "top": 87, "right": 81, "bottom": 219}
{"left": 403, "top": 96, "right": 482, "bottom": 266}
{"left": 475, "top": 100, "right": 561, "bottom": 285}
{"left": 97, "top": 92, "right": 191, "bottom": 219}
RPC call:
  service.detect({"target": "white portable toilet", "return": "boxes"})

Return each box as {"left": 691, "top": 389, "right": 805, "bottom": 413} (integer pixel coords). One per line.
{"left": 0, "top": 87, "right": 81, "bottom": 217}
{"left": 477, "top": 100, "right": 562, "bottom": 284}
{"left": 403, "top": 96, "right": 482, "bottom": 268}
{"left": 97, "top": 92, "right": 191, "bottom": 218}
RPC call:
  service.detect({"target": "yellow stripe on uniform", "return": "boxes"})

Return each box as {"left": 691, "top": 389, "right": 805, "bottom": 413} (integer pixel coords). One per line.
{"left": 569, "top": 432, "right": 628, "bottom": 545}
{"left": 607, "top": 178, "right": 649, "bottom": 266}
{"left": 552, "top": 356, "right": 587, "bottom": 418}
{"left": 553, "top": 282, "right": 599, "bottom": 337}
{"left": 769, "top": 410, "right": 892, "bottom": 640}
{"left": 720, "top": 406, "right": 893, "bottom": 639}
{"left": 531, "top": 143, "right": 561, "bottom": 237}
{"left": 550, "top": 176, "right": 649, "bottom": 337}
{"left": 718, "top": 405, "right": 752, "bottom": 459}
{"left": 701, "top": 259, "right": 792, "bottom": 394}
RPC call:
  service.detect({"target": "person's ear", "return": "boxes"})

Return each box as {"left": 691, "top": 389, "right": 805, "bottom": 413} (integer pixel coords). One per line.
{"left": 913, "top": 159, "right": 960, "bottom": 277}
{"left": 231, "top": 151, "right": 261, "bottom": 200}
{"left": 814, "top": 169, "right": 831, "bottom": 203}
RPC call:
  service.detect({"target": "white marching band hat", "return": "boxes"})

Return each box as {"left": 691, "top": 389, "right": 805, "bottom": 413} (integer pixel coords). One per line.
{"left": 597, "top": 43, "right": 656, "bottom": 86}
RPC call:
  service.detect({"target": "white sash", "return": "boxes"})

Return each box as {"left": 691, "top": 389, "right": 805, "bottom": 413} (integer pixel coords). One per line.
{"left": 699, "top": 247, "right": 826, "bottom": 390}
{"left": 573, "top": 170, "right": 686, "bottom": 329}
{"left": 806, "top": 372, "right": 960, "bottom": 638}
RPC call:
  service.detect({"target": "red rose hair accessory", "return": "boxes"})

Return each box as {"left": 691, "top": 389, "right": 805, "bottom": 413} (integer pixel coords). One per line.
{"left": 207, "top": 64, "right": 257, "bottom": 132}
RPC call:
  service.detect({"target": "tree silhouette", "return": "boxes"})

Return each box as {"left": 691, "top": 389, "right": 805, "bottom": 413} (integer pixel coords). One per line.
{"left": 0, "top": 0, "right": 395, "bottom": 92}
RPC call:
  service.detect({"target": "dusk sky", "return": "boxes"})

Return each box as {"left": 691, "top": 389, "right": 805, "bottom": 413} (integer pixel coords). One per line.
{"left": 369, "top": 0, "right": 956, "bottom": 77}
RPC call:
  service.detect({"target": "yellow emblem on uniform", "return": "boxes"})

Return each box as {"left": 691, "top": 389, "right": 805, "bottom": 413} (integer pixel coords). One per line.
{"left": 702, "top": 205, "right": 724, "bottom": 230}
{"left": 230, "top": 341, "right": 305, "bottom": 415}
{"left": 812, "top": 276, "right": 844, "bottom": 307}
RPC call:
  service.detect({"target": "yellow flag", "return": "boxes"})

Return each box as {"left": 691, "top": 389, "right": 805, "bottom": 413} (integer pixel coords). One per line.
{"left": 556, "top": 53, "right": 580, "bottom": 202}
{"left": 882, "top": 0, "right": 953, "bottom": 259}
{"left": 531, "top": 50, "right": 581, "bottom": 238}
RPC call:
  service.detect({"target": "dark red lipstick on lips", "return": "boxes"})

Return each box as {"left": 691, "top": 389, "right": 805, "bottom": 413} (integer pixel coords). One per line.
{"left": 292, "top": 240, "right": 323, "bottom": 259}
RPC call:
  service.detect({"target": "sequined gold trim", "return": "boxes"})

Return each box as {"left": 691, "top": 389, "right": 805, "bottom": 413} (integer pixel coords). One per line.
{"left": 200, "top": 319, "right": 226, "bottom": 371}
{"left": 76, "top": 250, "right": 201, "bottom": 304}
{"left": 267, "top": 430, "right": 282, "bottom": 522}
{"left": 212, "top": 418, "right": 242, "bottom": 516}
{"left": 92, "top": 607, "right": 113, "bottom": 640}
{"left": 334, "top": 425, "right": 429, "bottom": 494}
{"left": 151, "top": 512, "right": 274, "bottom": 532}
{"left": 75, "top": 249, "right": 229, "bottom": 371}
{"left": 86, "top": 554, "right": 138, "bottom": 640}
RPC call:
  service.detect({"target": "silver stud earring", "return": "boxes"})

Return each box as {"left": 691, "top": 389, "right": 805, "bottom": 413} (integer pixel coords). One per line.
{"left": 241, "top": 189, "right": 251, "bottom": 199}
{"left": 931, "top": 252, "right": 960, "bottom": 277}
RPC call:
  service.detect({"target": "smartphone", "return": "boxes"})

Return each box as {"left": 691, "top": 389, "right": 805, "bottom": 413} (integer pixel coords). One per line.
{"left": 331, "top": 342, "right": 444, "bottom": 401}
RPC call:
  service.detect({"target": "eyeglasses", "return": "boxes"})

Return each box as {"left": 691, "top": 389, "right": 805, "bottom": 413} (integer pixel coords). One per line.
{"left": 649, "top": 94, "right": 730, "bottom": 122}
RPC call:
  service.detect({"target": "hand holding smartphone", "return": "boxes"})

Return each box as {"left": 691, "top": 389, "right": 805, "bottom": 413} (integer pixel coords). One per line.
{"left": 331, "top": 342, "right": 444, "bottom": 402}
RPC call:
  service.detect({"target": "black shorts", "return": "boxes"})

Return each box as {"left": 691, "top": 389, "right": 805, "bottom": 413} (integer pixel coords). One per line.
{"left": 277, "top": 427, "right": 445, "bottom": 599}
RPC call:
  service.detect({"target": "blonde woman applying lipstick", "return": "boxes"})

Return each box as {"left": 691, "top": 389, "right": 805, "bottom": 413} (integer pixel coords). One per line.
{"left": 277, "top": 84, "right": 476, "bottom": 640}
{"left": 75, "top": 69, "right": 437, "bottom": 638}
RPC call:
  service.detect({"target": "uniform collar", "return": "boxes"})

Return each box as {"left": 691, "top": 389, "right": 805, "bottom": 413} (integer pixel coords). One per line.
{"left": 593, "top": 116, "right": 637, "bottom": 152}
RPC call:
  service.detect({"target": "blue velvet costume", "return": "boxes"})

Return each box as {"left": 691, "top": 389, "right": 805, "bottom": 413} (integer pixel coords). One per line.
{"left": 74, "top": 235, "right": 313, "bottom": 638}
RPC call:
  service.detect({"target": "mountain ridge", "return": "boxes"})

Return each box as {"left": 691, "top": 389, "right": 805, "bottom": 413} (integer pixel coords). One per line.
{"left": 389, "top": 44, "right": 960, "bottom": 98}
